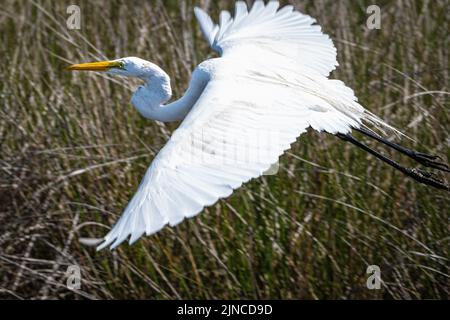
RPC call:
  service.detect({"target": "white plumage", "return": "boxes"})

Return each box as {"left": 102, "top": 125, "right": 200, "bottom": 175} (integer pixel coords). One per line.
{"left": 71, "top": 1, "right": 392, "bottom": 250}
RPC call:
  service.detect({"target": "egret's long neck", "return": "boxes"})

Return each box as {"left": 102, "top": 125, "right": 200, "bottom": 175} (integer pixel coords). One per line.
{"left": 131, "top": 66, "right": 208, "bottom": 122}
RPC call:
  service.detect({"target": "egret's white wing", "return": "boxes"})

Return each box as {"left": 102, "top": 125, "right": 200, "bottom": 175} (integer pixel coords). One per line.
{"left": 194, "top": 0, "right": 338, "bottom": 76}
{"left": 98, "top": 0, "right": 385, "bottom": 250}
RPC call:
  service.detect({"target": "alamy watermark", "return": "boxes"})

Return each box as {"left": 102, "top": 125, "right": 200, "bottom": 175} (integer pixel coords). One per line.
{"left": 66, "top": 5, "right": 81, "bottom": 30}
{"left": 172, "top": 126, "right": 281, "bottom": 176}
{"left": 366, "top": 265, "right": 382, "bottom": 290}
{"left": 66, "top": 265, "right": 81, "bottom": 290}
{"left": 366, "top": 5, "right": 381, "bottom": 30}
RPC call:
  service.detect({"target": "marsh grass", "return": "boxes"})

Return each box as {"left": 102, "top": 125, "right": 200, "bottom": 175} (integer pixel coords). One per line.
{"left": 0, "top": 0, "right": 448, "bottom": 299}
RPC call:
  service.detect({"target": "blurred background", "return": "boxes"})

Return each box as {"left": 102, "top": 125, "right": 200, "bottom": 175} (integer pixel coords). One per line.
{"left": 0, "top": 0, "right": 448, "bottom": 299}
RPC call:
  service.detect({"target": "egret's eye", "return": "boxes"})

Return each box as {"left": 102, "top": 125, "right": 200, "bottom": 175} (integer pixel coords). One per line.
{"left": 117, "top": 61, "right": 125, "bottom": 69}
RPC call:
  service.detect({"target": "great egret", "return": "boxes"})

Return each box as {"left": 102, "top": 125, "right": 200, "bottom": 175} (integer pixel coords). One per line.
{"left": 68, "top": 1, "right": 449, "bottom": 250}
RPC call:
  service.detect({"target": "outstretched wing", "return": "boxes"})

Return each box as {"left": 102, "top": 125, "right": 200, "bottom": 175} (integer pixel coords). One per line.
{"left": 97, "top": 0, "right": 375, "bottom": 250}
{"left": 194, "top": 0, "right": 338, "bottom": 76}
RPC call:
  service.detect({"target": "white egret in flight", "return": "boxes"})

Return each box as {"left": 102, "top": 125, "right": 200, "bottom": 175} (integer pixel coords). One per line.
{"left": 68, "top": 1, "right": 449, "bottom": 250}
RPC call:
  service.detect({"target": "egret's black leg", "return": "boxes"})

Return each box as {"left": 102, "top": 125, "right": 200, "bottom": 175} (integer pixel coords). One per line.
{"left": 354, "top": 127, "right": 450, "bottom": 172}
{"left": 336, "top": 132, "right": 450, "bottom": 191}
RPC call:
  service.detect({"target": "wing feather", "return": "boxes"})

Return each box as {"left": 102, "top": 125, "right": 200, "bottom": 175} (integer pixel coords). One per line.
{"left": 194, "top": 0, "right": 337, "bottom": 76}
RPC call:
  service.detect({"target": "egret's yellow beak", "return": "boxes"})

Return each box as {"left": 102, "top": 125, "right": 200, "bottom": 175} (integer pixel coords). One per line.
{"left": 67, "top": 60, "right": 123, "bottom": 71}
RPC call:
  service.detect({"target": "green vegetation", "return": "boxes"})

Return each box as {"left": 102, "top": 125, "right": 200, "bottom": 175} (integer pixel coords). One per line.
{"left": 0, "top": 0, "right": 448, "bottom": 299}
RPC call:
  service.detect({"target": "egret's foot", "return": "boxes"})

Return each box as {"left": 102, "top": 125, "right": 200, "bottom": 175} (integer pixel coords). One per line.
{"left": 406, "top": 168, "right": 450, "bottom": 191}
{"left": 408, "top": 152, "right": 450, "bottom": 172}
{"left": 353, "top": 127, "right": 450, "bottom": 173}
{"left": 336, "top": 132, "right": 450, "bottom": 191}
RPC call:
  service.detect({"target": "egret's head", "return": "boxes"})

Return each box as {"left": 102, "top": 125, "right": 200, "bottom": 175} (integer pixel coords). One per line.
{"left": 67, "top": 57, "right": 160, "bottom": 79}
